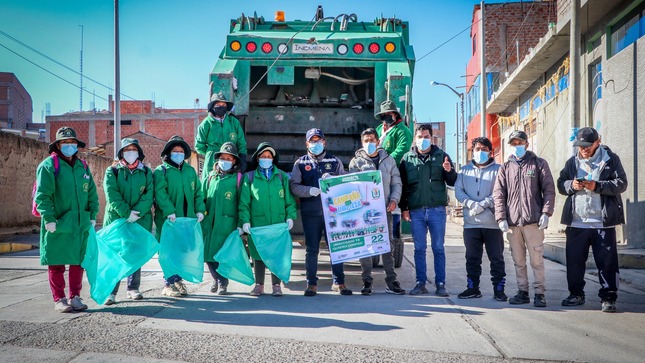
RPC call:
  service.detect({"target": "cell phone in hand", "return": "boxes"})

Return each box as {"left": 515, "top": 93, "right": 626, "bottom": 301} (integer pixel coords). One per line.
{"left": 576, "top": 177, "right": 586, "bottom": 182}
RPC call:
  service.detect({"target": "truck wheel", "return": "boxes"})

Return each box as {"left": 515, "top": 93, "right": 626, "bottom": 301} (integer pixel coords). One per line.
{"left": 393, "top": 238, "right": 404, "bottom": 268}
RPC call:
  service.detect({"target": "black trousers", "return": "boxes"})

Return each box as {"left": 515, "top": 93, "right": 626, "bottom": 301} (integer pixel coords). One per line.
{"left": 463, "top": 228, "right": 506, "bottom": 289}
{"left": 206, "top": 261, "right": 229, "bottom": 286}
{"left": 565, "top": 227, "right": 619, "bottom": 301}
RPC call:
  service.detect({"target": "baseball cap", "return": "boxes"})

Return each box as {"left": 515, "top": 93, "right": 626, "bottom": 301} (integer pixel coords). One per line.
{"left": 508, "top": 130, "right": 528, "bottom": 144}
{"left": 573, "top": 127, "right": 599, "bottom": 147}
{"left": 306, "top": 128, "right": 325, "bottom": 141}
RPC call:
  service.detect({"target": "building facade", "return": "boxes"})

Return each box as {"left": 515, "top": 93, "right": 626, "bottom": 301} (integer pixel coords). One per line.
{"left": 0, "top": 72, "right": 33, "bottom": 130}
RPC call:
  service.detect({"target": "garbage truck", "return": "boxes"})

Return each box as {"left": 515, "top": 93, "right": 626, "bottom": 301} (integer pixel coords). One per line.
{"left": 208, "top": 6, "right": 415, "bottom": 267}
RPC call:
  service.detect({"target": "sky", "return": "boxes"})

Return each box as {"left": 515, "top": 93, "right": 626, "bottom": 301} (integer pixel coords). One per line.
{"left": 0, "top": 0, "right": 507, "bottom": 158}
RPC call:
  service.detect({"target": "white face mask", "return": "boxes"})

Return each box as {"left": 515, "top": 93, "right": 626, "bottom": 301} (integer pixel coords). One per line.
{"left": 123, "top": 150, "right": 139, "bottom": 164}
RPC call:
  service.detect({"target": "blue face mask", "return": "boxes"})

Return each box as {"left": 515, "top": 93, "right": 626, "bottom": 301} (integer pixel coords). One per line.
{"left": 170, "top": 152, "right": 185, "bottom": 165}
{"left": 308, "top": 142, "right": 324, "bottom": 155}
{"left": 511, "top": 145, "right": 526, "bottom": 159}
{"left": 415, "top": 138, "right": 431, "bottom": 151}
{"left": 258, "top": 158, "right": 273, "bottom": 169}
{"left": 363, "top": 142, "right": 377, "bottom": 155}
{"left": 218, "top": 159, "right": 233, "bottom": 171}
{"left": 473, "top": 150, "right": 489, "bottom": 164}
{"left": 60, "top": 143, "right": 78, "bottom": 157}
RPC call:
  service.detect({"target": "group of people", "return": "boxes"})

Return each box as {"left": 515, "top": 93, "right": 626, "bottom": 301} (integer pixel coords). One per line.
{"left": 34, "top": 92, "right": 626, "bottom": 314}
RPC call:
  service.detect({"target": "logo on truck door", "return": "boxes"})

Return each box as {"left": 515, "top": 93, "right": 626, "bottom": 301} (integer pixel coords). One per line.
{"left": 292, "top": 43, "right": 333, "bottom": 54}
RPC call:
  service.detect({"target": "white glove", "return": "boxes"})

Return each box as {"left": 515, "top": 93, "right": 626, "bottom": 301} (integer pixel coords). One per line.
{"left": 238, "top": 227, "right": 244, "bottom": 236}
{"left": 90, "top": 220, "right": 96, "bottom": 227}
{"left": 167, "top": 213, "right": 176, "bottom": 222}
{"left": 286, "top": 219, "right": 294, "bottom": 230}
{"left": 467, "top": 201, "right": 484, "bottom": 216}
{"left": 196, "top": 212, "right": 204, "bottom": 222}
{"left": 309, "top": 187, "right": 321, "bottom": 197}
{"left": 242, "top": 223, "right": 251, "bottom": 234}
{"left": 498, "top": 220, "right": 511, "bottom": 233}
{"left": 538, "top": 213, "right": 549, "bottom": 230}
{"left": 321, "top": 173, "right": 331, "bottom": 179}
{"left": 45, "top": 222, "right": 56, "bottom": 233}
{"left": 127, "top": 210, "right": 141, "bottom": 223}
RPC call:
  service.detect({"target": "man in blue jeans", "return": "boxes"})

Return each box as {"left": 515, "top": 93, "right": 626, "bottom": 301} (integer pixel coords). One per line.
{"left": 289, "top": 128, "right": 351, "bottom": 297}
{"left": 399, "top": 123, "right": 457, "bottom": 296}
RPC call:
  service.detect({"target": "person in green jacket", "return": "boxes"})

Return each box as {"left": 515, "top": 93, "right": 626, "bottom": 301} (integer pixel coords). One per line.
{"left": 153, "top": 136, "right": 206, "bottom": 297}
{"left": 35, "top": 127, "right": 99, "bottom": 313}
{"left": 102, "top": 138, "right": 154, "bottom": 305}
{"left": 239, "top": 142, "right": 297, "bottom": 297}
{"left": 195, "top": 92, "right": 247, "bottom": 179}
{"left": 201, "top": 142, "right": 244, "bottom": 295}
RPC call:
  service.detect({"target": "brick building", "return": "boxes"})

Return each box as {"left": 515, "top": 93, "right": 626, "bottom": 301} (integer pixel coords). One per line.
{"left": 0, "top": 72, "right": 33, "bottom": 129}
{"left": 465, "top": 0, "right": 557, "bottom": 160}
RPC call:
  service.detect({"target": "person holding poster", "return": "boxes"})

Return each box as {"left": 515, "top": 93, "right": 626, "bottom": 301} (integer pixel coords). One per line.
{"left": 399, "top": 123, "right": 457, "bottom": 296}
{"left": 348, "top": 128, "right": 405, "bottom": 295}
{"left": 239, "top": 142, "right": 297, "bottom": 297}
{"left": 290, "top": 128, "right": 352, "bottom": 297}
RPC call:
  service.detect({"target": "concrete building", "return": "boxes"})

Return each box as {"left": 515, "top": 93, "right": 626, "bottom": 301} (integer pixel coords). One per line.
{"left": 430, "top": 121, "right": 446, "bottom": 150}
{"left": 486, "top": 0, "right": 645, "bottom": 249}
{"left": 0, "top": 72, "right": 33, "bottom": 130}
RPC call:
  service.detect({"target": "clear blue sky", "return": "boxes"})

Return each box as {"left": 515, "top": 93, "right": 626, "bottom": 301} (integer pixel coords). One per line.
{"left": 1, "top": 0, "right": 506, "bottom": 158}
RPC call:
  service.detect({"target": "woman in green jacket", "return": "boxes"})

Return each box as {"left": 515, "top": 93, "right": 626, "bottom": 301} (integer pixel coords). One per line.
{"left": 239, "top": 142, "right": 297, "bottom": 297}
{"left": 153, "top": 136, "right": 206, "bottom": 297}
{"left": 103, "top": 138, "right": 154, "bottom": 305}
{"left": 34, "top": 127, "right": 99, "bottom": 313}
{"left": 201, "top": 142, "right": 243, "bottom": 295}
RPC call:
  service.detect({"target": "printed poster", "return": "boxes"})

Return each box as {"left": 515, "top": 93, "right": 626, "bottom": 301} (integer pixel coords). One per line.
{"left": 319, "top": 170, "right": 390, "bottom": 264}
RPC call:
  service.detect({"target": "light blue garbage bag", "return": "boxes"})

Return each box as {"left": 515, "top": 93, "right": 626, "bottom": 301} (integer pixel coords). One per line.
{"left": 81, "top": 219, "right": 159, "bottom": 304}
{"left": 158, "top": 217, "right": 204, "bottom": 284}
{"left": 214, "top": 230, "right": 254, "bottom": 286}
{"left": 249, "top": 222, "right": 293, "bottom": 283}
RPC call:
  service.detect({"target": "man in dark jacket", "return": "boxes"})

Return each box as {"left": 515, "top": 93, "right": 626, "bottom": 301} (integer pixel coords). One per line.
{"left": 557, "top": 127, "right": 627, "bottom": 313}
{"left": 399, "top": 123, "right": 457, "bottom": 296}
{"left": 493, "top": 130, "right": 555, "bottom": 308}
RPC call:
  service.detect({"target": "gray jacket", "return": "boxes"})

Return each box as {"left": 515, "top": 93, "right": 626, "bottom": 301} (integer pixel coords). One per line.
{"left": 348, "top": 148, "right": 402, "bottom": 205}
{"left": 455, "top": 160, "right": 500, "bottom": 229}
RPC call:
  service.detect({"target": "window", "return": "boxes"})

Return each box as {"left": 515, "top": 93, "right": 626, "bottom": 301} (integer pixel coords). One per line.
{"left": 109, "top": 120, "right": 132, "bottom": 126}
{"left": 589, "top": 62, "right": 602, "bottom": 121}
{"left": 610, "top": 3, "right": 645, "bottom": 56}
{"left": 473, "top": 34, "right": 477, "bottom": 55}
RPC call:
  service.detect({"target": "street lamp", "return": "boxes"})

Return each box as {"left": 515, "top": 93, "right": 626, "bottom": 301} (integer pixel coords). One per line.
{"left": 430, "top": 81, "right": 465, "bottom": 168}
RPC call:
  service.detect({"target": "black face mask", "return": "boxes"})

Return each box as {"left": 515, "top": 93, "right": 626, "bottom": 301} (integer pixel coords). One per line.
{"left": 211, "top": 105, "right": 227, "bottom": 118}
{"left": 381, "top": 114, "right": 397, "bottom": 126}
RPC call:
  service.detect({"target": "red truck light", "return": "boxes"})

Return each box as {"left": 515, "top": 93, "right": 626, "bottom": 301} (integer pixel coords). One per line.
{"left": 246, "top": 42, "right": 257, "bottom": 52}
{"left": 353, "top": 43, "right": 364, "bottom": 54}
{"left": 368, "top": 43, "right": 380, "bottom": 54}
{"left": 262, "top": 42, "right": 273, "bottom": 53}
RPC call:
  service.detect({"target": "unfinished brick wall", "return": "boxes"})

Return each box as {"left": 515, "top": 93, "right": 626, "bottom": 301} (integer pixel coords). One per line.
{"left": 0, "top": 131, "right": 112, "bottom": 228}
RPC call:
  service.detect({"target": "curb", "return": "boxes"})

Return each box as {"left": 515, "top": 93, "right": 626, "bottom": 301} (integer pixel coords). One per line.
{"left": 0, "top": 243, "right": 37, "bottom": 255}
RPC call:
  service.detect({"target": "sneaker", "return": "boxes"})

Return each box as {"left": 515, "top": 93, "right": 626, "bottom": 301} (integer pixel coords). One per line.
{"left": 54, "top": 298, "right": 72, "bottom": 313}
{"left": 250, "top": 284, "right": 264, "bottom": 296}
{"left": 494, "top": 290, "right": 508, "bottom": 302}
{"left": 509, "top": 290, "right": 530, "bottom": 305}
{"left": 338, "top": 284, "right": 353, "bottom": 296}
{"left": 385, "top": 281, "right": 406, "bottom": 295}
{"left": 435, "top": 283, "right": 449, "bottom": 297}
{"left": 458, "top": 287, "right": 482, "bottom": 299}
{"left": 361, "top": 281, "right": 373, "bottom": 296}
{"left": 561, "top": 294, "right": 585, "bottom": 306}
{"left": 304, "top": 285, "right": 317, "bottom": 297}
{"left": 331, "top": 283, "right": 340, "bottom": 292}
{"left": 162, "top": 285, "right": 181, "bottom": 297}
{"left": 218, "top": 285, "right": 228, "bottom": 295}
{"left": 409, "top": 282, "right": 429, "bottom": 295}
{"left": 601, "top": 300, "right": 616, "bottom": 313}
{"left": 127, "top": 290, "right": 143, "bottom": 300}
{"left": 174, "top": 281, "right": 188, "bottom": 296}
{"left": 69, "top": 296, "right": 88, "bottom": 311}
{"left": 210, "top": 281, "right": 218, "bottom": 293}
{"left": 272, "top": 284, "right": 283, "bottom": 297}
{"left": 534, "top": 293, "right": 547, "bottom": 307}
{"left": 104, "top": 294, "right": 117, "bottom": 305}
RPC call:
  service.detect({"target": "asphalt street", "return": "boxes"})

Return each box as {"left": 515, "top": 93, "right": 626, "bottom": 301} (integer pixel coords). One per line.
{"left": 0, "top": 221, "right": 644, "bottom": 363}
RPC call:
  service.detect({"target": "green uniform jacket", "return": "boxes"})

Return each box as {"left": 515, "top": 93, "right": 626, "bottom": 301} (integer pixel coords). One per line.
{"left": 201, "top": 171, "right": 241, "bottom": 262}
{"left": 35, "top": 156, "right": 99, "bottom": 265}
{"left": 376, "top": 122, "right": 413, "bottom": 165}
{"left": 103, "top": 163, "right": 154, "bottom": 231}
{"left": 195, "top": 114, "right": 247, "bottom": 178}
{"left": 153, "top": 161, "right": 206, "bottom": 240}
{"left": 238, "top": 168, "right": 297, "bottom": 260}
{"left": 399, "top": 146, "right": 457, "bottom": 211}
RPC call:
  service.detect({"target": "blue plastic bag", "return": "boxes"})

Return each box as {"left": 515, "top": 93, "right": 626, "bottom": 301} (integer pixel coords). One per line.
{"left": 214, "top": 230, "right": 254, "bottom": 286}
{"left": 158, "top": 217, "right": 204, "bottom": 284}
{"left": 81, "top": 219, "right": 159, "bottom": 304}
{"left": 249, "top": 222, "right": 293, "bottom": 283}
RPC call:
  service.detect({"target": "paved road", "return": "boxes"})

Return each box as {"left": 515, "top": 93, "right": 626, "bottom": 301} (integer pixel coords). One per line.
{"left": 1, "top": 221, "right": 644, "bottom": 363}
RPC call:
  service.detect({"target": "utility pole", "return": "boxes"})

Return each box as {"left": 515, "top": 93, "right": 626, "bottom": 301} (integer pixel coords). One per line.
{"left": 114, "top": 0, "right": 121, "bottom": 160}
{"left": 455, "top": 102, "right": 460, "bottom": 170}
{"left": 479, "top": 0, "right": 487, "bottom": 138}
{"left": 570, "top": 0, "right": 580, "bottom": 131}
{"left": 79, "top": 25, "right": 83, "bottom": 111}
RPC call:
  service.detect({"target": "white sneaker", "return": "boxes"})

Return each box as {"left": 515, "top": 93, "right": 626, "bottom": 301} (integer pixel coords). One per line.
{"left": 174, "top": 281, "right": 188, "bottom": 295}
{"left": 104, "top": 294, "right": 117, "bottom": 305}
{"left": 54, "top": 298, "right": 72, "bottom": 313}
{"left": 127, "top": 290, "right": 143, "bottom": 300}
{"left": 162, "top": 285, "right": 181, "bottom": 297}
{"left": 69, "top": 296, "right": 88, "bottom": 311}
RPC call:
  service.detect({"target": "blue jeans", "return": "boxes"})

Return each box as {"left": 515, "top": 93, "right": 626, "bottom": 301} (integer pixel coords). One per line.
{"left": 409, "top": 206, "right": 447, "bottom": 285}
{"left": 164, "top": 274, "right": 182, "bottom": 286}
{"left": 112, "top": 268, "right": 141, "bottom": 294}
{"left": 302, "top": 214, "right": 345, "bottom": 286}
